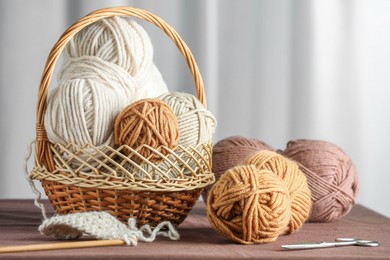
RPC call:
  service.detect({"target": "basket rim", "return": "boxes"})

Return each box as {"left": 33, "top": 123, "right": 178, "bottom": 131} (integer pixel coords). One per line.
{"left": 31, "top": 141, "right": 215, "bottom": 192}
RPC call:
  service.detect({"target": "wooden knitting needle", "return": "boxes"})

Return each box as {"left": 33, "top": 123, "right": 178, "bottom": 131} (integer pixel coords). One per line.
{"left": 0, "top": 239, "right": 125, "bottom": 253}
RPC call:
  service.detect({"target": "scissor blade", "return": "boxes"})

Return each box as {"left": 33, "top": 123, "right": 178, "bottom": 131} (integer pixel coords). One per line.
{"left": 281, "top": 242, "right": 336, "bottom": 250}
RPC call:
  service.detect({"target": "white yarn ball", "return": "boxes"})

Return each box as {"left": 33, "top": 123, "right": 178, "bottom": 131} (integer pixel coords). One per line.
{"left": 45, "top": 57, "right": 136, "bottom": 150}
{"left": 65, "top": 16, "right": 168, "bottom": 98}
{"left": 158, "top": 92, "right": 217, "bottom": 147}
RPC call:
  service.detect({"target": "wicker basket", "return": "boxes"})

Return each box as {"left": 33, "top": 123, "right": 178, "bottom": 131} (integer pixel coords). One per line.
{"left": 30, "top": 7, "right": 215, "bottom": 227}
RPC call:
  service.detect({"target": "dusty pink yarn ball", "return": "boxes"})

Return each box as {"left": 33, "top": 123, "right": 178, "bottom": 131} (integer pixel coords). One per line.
{"left": 202, "top": 136, "right": 273, "bottom": 202}
{"left": 282, "top": 139, "right": 358, "bottom": 222}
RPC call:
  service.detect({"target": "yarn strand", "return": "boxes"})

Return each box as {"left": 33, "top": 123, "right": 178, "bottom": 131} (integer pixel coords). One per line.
{"left": 24, "top": 141, "right": 48, "bottom": 220}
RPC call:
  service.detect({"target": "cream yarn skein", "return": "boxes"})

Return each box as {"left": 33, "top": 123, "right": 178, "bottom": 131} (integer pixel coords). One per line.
{"left": 65, "top": 17, "right": 168, "bottom": 98}
{"left": 159, "top": 92, "right": 217, "bottom": 147}
{"left": 45, "top": 57, "right": 136, "bottom": 150}
{"left": 45, "top": 16, "right": 169, "bottom": 152}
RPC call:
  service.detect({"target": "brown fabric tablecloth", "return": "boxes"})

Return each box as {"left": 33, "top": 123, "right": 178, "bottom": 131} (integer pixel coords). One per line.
{"left": 0, "top": 200, "right": 389, "bottom": 259}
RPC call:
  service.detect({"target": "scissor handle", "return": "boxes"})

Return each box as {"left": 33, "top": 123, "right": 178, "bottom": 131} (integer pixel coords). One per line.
{"left": 336, "top": 238, "right": 380, "bottom": 247}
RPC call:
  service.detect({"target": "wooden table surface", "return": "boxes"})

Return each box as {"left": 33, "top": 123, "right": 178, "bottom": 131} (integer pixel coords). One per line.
{"left": 0, "top": 200, "right": 389, "bottom": 259}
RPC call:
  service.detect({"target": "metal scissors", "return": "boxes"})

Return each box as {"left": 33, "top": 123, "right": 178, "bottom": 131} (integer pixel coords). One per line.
{"left": 281, "top": 238, "right": 380, "bottom": 250}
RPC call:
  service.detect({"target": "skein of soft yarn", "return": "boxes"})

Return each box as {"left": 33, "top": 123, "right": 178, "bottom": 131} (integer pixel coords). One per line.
{"left": 202, "top": 136, "right": 273, "bottom": 202}
{"left": 45, "top": 17, "right": 168, "bottom": 158}
{"left": 207, "top": 164, "right": 291, "bottom": 244}
{"left": 45, "top": 56, "right": 135, "bottom": 150}
{"left": 282, "top": 139, "right": 358, "bottom": 222}
{"left": 114, "top": 99, "right": 179, "bottom": 163}
{"left": 246, "top": 150, "right": 311, "bottom": 234}
{"left": 159, "top": 92, "right": 217, "bottom": 148}
{"left": 64, "top": 16, "right": 168, "bottom": 97}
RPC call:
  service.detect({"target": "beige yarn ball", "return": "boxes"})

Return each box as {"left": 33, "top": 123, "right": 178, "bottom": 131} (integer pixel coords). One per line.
{"left": 45, "top": 57, "right": 134, "bottom": 150}
{"left": 45, "top": 16, "right": 170, "bottom": 170}
{"left": 114, "top": 99, "right": 180, "bottom": 163}
{"left": 159, "top": 92, "right": 217, "bottom": 147}
{"left": 65, "top": 16, "right": 168, "bottom": 98}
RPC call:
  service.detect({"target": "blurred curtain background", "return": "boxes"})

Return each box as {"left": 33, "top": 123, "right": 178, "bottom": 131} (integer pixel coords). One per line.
{"left": 1, "top": 0, "right": 389, "bottom": 217}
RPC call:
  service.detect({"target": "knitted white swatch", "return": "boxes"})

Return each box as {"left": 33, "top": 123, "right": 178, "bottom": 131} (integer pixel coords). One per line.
{"left": 39, "top": 211, "right": 180, "bottom": 246}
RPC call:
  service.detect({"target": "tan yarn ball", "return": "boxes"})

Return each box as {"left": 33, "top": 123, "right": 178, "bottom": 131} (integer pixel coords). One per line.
{"left": 114, "top": 99, "right": 179, "bottom": 163}
{"left": 282, "top": 139, "right": 358, "bottom": 222}
{"left": 207, "top": 164, "right": 291, "bottom": 244}
{"left": 246, "top": 150, "right": 311, "bottom": 234}
{"left": 202, "top": 136, "right": 273, "bottom": 202}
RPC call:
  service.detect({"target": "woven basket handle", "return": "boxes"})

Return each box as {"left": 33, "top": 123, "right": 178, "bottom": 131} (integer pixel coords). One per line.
{"left": 35, "top": 6, "right": 206, "bottom": 169}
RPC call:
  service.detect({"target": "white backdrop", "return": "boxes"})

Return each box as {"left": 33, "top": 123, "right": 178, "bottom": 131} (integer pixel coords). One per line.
{"left": 1, "top": 0, "right": 389, "bottom": 217}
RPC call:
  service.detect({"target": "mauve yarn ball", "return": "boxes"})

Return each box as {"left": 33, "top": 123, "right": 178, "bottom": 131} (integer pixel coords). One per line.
{"left": 282, "top": 139, "right": 358, "bottom": 222}
{"left": 202, "top": 136, "right": 273, "bottom": 202}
